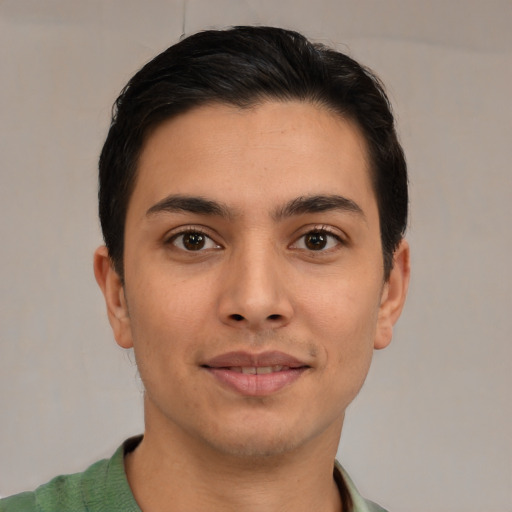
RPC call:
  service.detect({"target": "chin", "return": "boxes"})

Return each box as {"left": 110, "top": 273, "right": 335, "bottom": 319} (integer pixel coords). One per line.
{"left": 199, "top": 412, "right": 339, "bottom": 461}
{"left": 205, "top": 430, "right": 303, "bottom": 459}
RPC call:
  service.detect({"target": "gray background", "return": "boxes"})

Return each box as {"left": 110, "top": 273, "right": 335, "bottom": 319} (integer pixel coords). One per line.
{"left": 1, "top": 1, "right": 511, "bottom": 511}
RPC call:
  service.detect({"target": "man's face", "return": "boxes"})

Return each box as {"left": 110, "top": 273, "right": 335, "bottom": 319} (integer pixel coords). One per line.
{"left": 97, "top": 101, "right": 408, "bottom": 458}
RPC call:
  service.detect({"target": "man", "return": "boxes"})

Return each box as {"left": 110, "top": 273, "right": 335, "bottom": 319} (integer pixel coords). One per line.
{"left": 1, "top": 26, "right": 409, "bottom": 512}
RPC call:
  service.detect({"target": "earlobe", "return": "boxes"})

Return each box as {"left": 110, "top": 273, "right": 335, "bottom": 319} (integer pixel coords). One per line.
{"left": 93, "top": 246, "right": 134, "bottom": 349}
{"left": 374, "top": 239, "right": 410, "bottom": 350}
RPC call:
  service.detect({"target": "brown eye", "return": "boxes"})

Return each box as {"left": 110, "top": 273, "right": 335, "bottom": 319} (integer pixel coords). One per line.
{"left": 182, "top": 232, "right": 206, "bottom": 250}
{"left": 304, "top": 231, "right": 328, "bottom": 250}
{"left": 171, "top": 231, "right": 220, "bottom": 251}
{"left": 291, "top": 229, "right": 342, "bottom": 252}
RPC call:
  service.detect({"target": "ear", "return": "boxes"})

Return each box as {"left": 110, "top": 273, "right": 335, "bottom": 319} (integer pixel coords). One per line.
{"left": 93, "top": 246, "right": 134, "bottom": 349}
{"left": 374, "top": 239, "right": 410, "bottom": 350}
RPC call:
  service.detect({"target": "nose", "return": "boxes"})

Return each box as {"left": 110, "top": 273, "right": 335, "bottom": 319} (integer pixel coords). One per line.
{"left": 217, "top": 243, "right": 294, "bottom": 331}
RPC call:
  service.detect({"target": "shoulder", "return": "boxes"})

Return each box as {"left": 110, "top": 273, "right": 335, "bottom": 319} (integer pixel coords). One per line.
{"left": 0, "top": 491, "right": 36, "bottom": 512}
{"left": 363, "top": 500, "right": 389, "bottom": 512}
{"left": 0, "top": 437, "right": 141, "bottom": 512}
{"left": 334, "top": 460, "right": 389, "bottom": 512}
{"left": 0, "top": 457, "right": 110, "bottom": 512}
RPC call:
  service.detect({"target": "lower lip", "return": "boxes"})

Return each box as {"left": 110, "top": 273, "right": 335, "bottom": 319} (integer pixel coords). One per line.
{"left": 205, "top": 367, "right": 308, "bottom": 396}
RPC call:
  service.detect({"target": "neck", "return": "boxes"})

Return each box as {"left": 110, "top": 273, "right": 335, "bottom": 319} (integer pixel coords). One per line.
{"left": 125, "top": 404, "right": 345, "bottom": 512}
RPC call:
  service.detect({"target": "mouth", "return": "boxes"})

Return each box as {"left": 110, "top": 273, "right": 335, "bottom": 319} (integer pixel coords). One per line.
{"left": 201, "top": 351, "right": 310, "bottom": 396}
{"left": 226, "top": 365, "right": 293, "bottom": 375}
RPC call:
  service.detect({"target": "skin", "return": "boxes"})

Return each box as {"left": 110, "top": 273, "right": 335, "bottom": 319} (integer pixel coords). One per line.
{"left": 94, "top": 100, "right": 410, "bottom": 511}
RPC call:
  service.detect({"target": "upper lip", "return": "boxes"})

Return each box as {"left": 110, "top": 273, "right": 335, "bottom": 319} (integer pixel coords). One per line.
{"left": 202, "top": 351, "right": 310, "bottom": 369}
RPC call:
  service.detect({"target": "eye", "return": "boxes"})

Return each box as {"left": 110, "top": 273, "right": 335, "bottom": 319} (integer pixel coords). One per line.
{"left": 170, "top": 230, "right": 220, "bottom": 251}
{"left": 293, "top": 229, "right": 342, "bottom": 251}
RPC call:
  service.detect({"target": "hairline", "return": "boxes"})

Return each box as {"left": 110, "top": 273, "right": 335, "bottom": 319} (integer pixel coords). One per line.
{"left": 115, "top": 97, "right": 388, "bottom": 279}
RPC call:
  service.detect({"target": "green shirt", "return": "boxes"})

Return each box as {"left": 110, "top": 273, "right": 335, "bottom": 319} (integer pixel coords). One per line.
{"left": 0, "top": 437, "right": 388, "bottom": 512}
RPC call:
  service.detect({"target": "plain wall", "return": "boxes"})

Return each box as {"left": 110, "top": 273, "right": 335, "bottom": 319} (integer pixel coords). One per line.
{"left": 1, "top": 1, "right": 511, "bottom": 511}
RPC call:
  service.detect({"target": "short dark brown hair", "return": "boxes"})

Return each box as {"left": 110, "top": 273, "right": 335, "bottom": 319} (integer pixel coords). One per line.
{"left": 99, "top": 26, "right": 408, "bottom": 279}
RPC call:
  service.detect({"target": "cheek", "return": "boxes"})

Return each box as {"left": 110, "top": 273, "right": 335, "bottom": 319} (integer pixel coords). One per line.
{"left": 298, "top": 272, "right": 381, "bottom": 335}
{"left": 125, "top": 269, "right": 220, "bottom": 372}
{"left": 128, "top": 265, "right": 213, "bottom": 328}
{"left": 296, "top": 276, "right": 380, "bottom": 376}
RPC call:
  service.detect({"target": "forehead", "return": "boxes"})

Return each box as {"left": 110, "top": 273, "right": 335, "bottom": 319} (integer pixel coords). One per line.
{"left": 129, "top": 100, "right": 375, "bottom": 219}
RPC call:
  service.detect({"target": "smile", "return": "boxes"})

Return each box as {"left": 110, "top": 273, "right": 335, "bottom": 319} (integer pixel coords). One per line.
{"left": 202, "top": 351, "right": 310, "bottom": 396}
{"left": 228, "top": 365, "right": 290, "bottom": 374}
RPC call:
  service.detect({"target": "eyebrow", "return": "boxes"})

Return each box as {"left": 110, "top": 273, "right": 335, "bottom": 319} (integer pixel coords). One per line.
{"left": 146, "top": 193, "right": 365, "bottom": 221}
{"left": 146, "top": 194, "right": 233, "bottom": 218}
{"left": 273, "top": 194, "right": 365, "bottom": 221}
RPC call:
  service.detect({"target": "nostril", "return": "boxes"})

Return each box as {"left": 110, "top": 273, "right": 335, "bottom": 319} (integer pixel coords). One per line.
{"left": 231, "top": 314, "right": 245, "bottom": 322}
{"left": 268, "top": 314, "right": 281, "bottom": 321}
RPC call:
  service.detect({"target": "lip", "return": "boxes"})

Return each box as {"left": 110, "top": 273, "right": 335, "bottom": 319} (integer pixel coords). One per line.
{"left": 204, "top": 350, "right": 308, "bottom": 369}
{"left": 202, "top": 351, "right": 310, "bottom": 397}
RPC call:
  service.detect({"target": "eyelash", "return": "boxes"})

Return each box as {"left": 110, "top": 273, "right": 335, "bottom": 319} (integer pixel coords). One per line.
{"left": 292, "top": 226, "right": 345, "bottom": 253}
{"left": 165, "top": 225, "right": 345, "bottom": 253}
{"left": 166, "top": 227, "right": 221, "bottom": 252}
